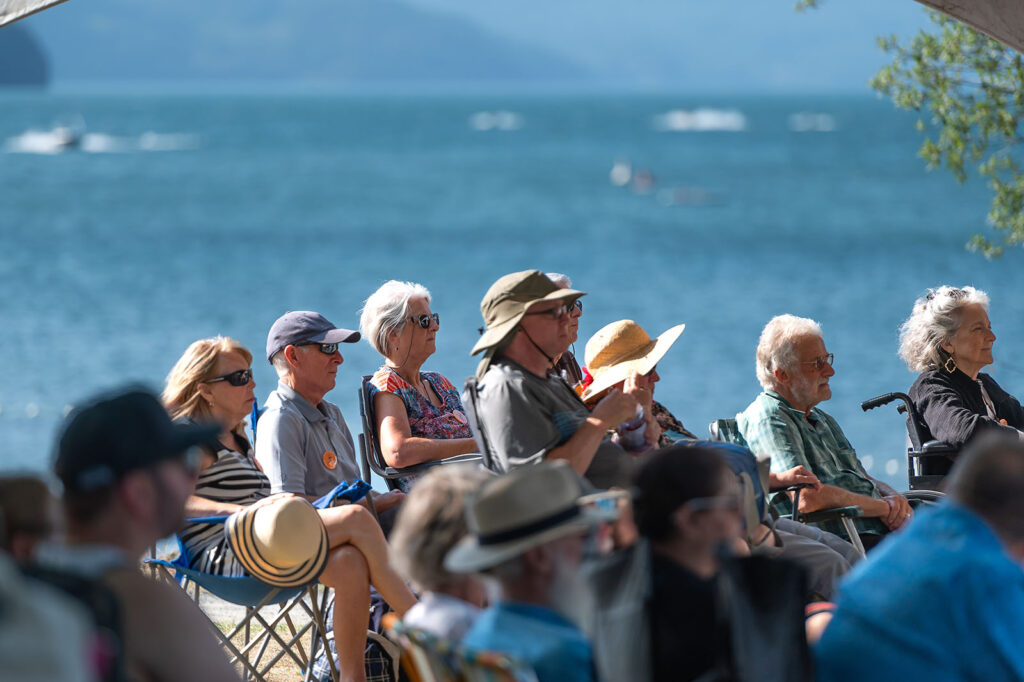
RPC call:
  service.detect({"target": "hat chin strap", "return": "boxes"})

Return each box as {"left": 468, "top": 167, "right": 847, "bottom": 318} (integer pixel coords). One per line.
{"left": 521, "top": 327, "right": 556, "bottom": 367}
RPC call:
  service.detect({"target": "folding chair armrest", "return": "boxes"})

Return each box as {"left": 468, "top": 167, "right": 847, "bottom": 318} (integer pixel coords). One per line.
{"left": 379, "top": 453, "right": 484, "bottom": 479}
{"left": 796, "top": 505, "right": 863, "bottom": 525}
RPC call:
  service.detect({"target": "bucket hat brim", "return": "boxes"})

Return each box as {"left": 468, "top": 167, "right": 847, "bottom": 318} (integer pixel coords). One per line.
{"left": 470, "top": 287, "right": 584, "bottom": 357}
{"left": 581, "top": 323, "right": 685, "bottom": 402}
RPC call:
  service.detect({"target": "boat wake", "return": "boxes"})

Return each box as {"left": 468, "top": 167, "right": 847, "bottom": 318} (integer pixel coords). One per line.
{"left": 652, "top": 108, "right": 747, "bottom": 132}
{"left": 4, "top": 129, "right": 200, "bottom": 155}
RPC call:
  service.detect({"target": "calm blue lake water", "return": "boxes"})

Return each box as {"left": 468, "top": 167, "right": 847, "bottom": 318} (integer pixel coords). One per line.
{"left": 1, "top": 90, "right": 1020, "bottom": 490}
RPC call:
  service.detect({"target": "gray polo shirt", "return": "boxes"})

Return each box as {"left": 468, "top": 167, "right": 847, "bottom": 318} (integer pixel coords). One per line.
{"left": 465, "top": 357, "right": 635, "bottom": 490}
{"left": 255, "top": 380, "right": 360, "bottom": 496}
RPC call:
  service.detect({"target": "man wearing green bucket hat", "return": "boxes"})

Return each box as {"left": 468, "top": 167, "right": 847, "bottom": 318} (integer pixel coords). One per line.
{"left": 465, "top": 270, "right": 641, "bottom": 489}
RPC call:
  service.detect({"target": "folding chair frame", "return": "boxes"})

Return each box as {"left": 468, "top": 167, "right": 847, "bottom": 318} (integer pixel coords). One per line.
{"left": 357, "top": 374, "right": 482, "bottom": 490}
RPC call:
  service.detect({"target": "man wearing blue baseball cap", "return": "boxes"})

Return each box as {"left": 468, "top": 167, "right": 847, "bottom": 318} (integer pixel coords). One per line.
{"left": 256, "top": 311, "right": 404, "bottom": 515}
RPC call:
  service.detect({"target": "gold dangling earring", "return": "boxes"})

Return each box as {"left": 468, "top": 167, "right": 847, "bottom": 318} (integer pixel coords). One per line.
{"left": 943, "top": 355, "right": 957, "bottom": 374}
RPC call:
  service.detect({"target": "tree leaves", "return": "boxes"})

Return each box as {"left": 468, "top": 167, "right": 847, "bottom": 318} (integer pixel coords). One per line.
{"left": 869, "top": 12, "right": 1024, "bottom": 257}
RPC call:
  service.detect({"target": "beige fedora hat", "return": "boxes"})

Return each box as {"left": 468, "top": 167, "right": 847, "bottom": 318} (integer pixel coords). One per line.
{"left": 444, "top": 460, "right": 617, "bottom": 574}
{"left": 580, "top": 319, "right": 685, "bottom": 402}
{"left": 225, "top": 496, "right": 329, "bottom": 588}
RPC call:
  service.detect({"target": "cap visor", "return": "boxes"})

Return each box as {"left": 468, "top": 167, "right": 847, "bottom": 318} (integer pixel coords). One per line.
{"left": 166, "top": 421, "right": 220, "bottom": 457}
{"left": 313, "top": 328, "right": 361, "bottom": 344}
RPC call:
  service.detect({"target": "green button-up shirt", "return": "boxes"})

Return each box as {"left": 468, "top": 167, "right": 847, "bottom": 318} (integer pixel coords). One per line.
{"left": 736, "top": 390, "right": 886, "bottom": 539}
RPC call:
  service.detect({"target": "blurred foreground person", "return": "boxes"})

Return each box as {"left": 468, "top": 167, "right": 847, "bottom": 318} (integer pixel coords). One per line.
{"left": 0, "top": 474, "right": 60, "bottom": 564}
{"left": 816, "top": 433, "right": 1024, "bottom": 681}
{"left": 635, "top": 443, "right": 811, "bottom": 682}
{"left": 445, "top": 461, "right": 615, "bottom": 682}
{"left": 390, "top": 464, "right": 492, "bottom": 640}
{"left": 41, "top": 387, "right": 240, "bottom": 682}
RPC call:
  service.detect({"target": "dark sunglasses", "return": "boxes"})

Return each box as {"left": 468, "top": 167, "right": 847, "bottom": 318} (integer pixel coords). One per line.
{"left": 408, "top": 313, "right": 440, "bottom": 329}
{"left": 207, "top": 368, "right": 253, "bottom": 387}
{"left": 524, "top": 303, "right": 571, "bottom": 321}
{"left": 571, "top": 299, "right": 583, "bottom": 313}
{"left": 297, "top": 342, "right": 339, "bottom": 355}
{"left": 179, "top": 447, "right": 203, "bottom": 477}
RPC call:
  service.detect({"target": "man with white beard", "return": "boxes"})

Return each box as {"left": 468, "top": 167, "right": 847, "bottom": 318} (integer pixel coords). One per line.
{"left": 445, "top": 461, "right": 613, "bottom": 682}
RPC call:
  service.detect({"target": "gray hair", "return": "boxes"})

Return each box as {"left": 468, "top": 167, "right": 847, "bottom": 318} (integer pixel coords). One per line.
{"left": 545, "top": 272, "right": 572, "bottom": 289}
{"left": 898, "top": 286, "right": 989, "bottom": 372}
{"left": 755, "top": 315, "right": 824, "bottom": 391}
{"left": 359, "top": 280, "right": 432, "bottom": 357}
{"left": 271, "top": 351, "right": 291, "bottom": 378}
{"left": 390, "top": 464, "right": 491, "bottom": 592}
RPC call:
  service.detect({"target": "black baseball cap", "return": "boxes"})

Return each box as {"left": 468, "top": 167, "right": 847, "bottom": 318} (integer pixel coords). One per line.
{"left": 55, "top": 386, "right": 220, "bottom": 493}
{"left": 265, "top": 311, "right": 360, "bottom": 363}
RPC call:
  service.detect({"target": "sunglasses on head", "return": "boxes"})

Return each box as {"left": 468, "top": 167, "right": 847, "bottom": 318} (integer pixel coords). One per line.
{"left": 407, "top": 313, "right": 440, "bottom": 329}
{"left": 207, "top": 368, "right": 253, "bottom": 387}
{"left": 296, "top": 342, "right": 339, "bottom": 355}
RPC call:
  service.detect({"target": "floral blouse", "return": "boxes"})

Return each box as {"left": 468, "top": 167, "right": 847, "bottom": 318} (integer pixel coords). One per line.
{"left": 368, "top": 367, "right": 473, "bottom": 441}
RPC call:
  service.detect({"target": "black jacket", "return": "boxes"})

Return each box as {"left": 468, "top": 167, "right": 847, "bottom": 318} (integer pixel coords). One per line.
{"left": 908, "top": 368, "right": 1024, "bottom": 449}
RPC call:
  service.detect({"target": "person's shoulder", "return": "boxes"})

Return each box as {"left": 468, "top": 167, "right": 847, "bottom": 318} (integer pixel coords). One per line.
{"left": 424, "top": 371, "right": 457, "bottom": 391}
{"left": 740, "top": 391, "right": 782, "bottom": 420}
{"left": 371, "top": 366, "right": 407, "bottom": 393}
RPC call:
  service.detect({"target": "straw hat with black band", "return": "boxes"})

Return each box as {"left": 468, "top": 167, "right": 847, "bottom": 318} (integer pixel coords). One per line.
{"left": 581, "top": 319, "right": 685, "bottom": 403}
{"left": 444, "top": 460, "right": 616, "bottom": 573}
{"left": 471, "top": 270, "right": 584, "bottom": 380}
{"left": 225, "top": 495, "right": 329, "bottom": 588}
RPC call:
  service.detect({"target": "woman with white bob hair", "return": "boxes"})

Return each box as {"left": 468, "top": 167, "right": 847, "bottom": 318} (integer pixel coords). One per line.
{"left": 899, "top": 285, "right": 1024, "bottom": 449}
{"left": 359, "top": 281, "right": 477, "bottom": 491}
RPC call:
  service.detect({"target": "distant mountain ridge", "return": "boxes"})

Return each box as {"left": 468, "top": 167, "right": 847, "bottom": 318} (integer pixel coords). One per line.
{"left": 22, "top": 0, "right": 587, "bottom": 83}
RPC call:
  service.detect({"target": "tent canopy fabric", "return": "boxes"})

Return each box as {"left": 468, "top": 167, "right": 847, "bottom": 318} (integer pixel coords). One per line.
{"left": 1, "top": 0, "right": 70, "bottom": 27}
{"left": 914, "top": 1, "right": 1024, "bottom": 54}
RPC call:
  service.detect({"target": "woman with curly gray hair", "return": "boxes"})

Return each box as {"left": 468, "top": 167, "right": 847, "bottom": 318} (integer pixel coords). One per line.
{"left": 899, "top": 285, "right": 1024, "bottom": 449}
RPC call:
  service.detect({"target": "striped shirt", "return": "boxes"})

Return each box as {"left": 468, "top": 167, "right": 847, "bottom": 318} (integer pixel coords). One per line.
{"left": 736, "top": 390, "right": 886, "bottom": 539}
{"left": 180, "top": 435, "right": 270, "bottom": 576}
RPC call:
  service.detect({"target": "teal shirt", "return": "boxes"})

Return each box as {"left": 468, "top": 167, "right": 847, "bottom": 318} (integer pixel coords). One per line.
{"left": 736, "top": 390, "right": 886, "bottom": 538}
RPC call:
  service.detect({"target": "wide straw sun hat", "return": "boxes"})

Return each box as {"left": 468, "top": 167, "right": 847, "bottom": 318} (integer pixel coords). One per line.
{"left": 581, "top": 319, "right": 685, "bottom": 402}
{"left": 225, "top": 496, "right": 329, "bottom": 588}
{"left": 444, "top": 460, "right": 617, "bottom": 574}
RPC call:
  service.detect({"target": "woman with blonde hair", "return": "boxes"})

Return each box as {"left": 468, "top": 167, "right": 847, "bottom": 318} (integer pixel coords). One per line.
{"left": 165, "top": 336, "right": 416, "bottom": 682}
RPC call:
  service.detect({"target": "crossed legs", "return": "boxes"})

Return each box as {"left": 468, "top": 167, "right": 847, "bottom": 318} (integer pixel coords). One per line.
{"left": 315, "top": 504, "right": 417, "bottom": 682}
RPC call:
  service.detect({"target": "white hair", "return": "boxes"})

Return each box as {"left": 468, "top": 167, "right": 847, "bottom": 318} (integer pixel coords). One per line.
{"left": 545, "top": 272, "right": 572, "bottom": 288}
{"left": 359, "top": 280, "right": 432, "bottom": 356}
{"left": 755, "top": 315, "right": 824, "bottom": 391}
{"left": 898, "top": 286, "right": 990, "bottom": 372}
{"left": 271, "top": 351, "right": 291, "bottom": 378}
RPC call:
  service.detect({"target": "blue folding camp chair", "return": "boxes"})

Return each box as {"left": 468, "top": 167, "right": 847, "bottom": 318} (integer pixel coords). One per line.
{"left": 147, "top": 478, "right": 371, "bottom": 682}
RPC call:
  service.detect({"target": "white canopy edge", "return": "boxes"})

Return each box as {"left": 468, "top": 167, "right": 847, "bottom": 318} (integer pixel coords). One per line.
{"left": 1, "top": 0, "right": 70, "bottom": 28}
{"left": 915, "top": 0, "right": 1024, "bottom": 55}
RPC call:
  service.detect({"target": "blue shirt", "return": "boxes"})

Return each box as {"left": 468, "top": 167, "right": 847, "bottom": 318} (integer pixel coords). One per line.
{"left": 461, "top": 601, "right": 596, "bottom": 682}
{"left": 815, "top": 502, "right": 1024, "bottom": 681}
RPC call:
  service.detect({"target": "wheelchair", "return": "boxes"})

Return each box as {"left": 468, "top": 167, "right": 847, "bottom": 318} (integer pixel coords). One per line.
{"left": 861, "top": 392, "right": 957, "bottom": 493}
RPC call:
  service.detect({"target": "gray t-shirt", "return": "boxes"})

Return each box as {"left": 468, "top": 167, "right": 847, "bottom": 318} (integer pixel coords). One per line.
{"left": 255, "top": 380, "right": 360, "bottom": 496}
{"left": 466, "top": 358, "right": 634, "bottom": 489}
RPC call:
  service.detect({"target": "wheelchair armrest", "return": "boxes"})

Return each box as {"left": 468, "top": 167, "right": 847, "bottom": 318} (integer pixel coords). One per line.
{"left": 383, "top": 453, "right": 484, "bottom": 478}
{"left": 915, "top": 440, "right": 957, "bottom": 457}
{"left": 797, "top": 505, "right": 863, "bottom": 524}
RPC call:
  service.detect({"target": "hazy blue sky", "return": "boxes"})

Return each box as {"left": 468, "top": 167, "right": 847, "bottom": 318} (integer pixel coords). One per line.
{"left": 404, "top": 0, "right": 934, "bottom": 91}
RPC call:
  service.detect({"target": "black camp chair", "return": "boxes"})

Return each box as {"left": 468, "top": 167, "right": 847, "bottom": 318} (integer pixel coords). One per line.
{"left": 357, "top": 375, "right": 482, "bottom": 491}
{"left": 861, "top": 392, "right": 957, "bottom": 492}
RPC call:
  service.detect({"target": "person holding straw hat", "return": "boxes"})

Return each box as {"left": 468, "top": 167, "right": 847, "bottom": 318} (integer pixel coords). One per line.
{"left": 465, "top": 270, "right": 639, "bottom": 489}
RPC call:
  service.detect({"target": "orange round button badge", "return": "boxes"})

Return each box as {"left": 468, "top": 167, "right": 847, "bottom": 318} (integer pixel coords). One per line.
{"left": 322, "top": 450, "right": 337, "bottom": 470}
